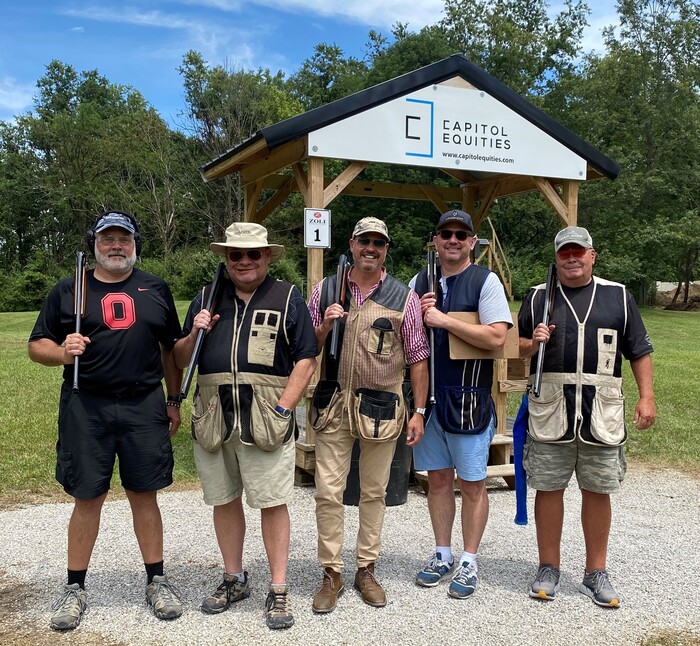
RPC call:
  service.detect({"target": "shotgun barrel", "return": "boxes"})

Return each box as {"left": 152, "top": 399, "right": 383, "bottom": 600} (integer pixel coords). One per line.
{"left": 180, "top": 262, "right": 226, "bottom": 399}
{"left": 427, "top": 249, "right": 437, "bottom": 404}
{"left": 532, "top": 263, "right": 557, "bottom": 398}
{"left": 72, "top": 251, "right": 87, "bottom": 393}
{"left": 329, "top": 254, "right": 349, "bottom": 360}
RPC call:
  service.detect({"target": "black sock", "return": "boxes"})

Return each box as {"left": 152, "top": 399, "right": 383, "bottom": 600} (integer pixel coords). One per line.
{"left": 145, "top": 561, "right": 164, "bottom": 584}
{"left": 67, "top": 569, "right": 87, "bottom": 589}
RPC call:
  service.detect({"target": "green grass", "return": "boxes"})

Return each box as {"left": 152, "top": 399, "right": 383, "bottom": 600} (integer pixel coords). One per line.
{"left": 1, "top": 304, "right": 698, "bottom": 503}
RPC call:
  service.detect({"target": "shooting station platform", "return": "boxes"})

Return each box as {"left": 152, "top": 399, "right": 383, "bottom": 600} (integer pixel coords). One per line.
{"left": 199, "top": 54, "right": 619, "bottom": 489}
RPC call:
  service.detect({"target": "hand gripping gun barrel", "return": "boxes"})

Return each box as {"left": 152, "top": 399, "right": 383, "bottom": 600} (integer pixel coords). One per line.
{"left": 180, "top": 262, "right": 226, "bottom": 399}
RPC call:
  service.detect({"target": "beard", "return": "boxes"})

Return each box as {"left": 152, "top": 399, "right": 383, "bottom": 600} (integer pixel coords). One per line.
{"left": 95, "top": 247, "right": 137, "bottom": 275}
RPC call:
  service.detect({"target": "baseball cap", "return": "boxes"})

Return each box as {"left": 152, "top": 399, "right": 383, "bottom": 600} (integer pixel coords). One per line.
{"left": 352, "top": 217, "right": 390, "bottom": 241}
{"left": 94, "top": 212, "right": 136, "bottom": 235}
{"left": 437, "top": 209, "right": 474, "bottom": 233}
{"left": 554, "top": 226, "right": 593, "bottom": 251}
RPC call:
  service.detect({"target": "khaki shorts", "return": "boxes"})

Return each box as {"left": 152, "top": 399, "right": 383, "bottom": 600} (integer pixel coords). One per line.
{"left": 193, "top": 431, "right": 295, "bottom": 509}
{"left": 523, "top": 436, "right": 627, "bottom": 494}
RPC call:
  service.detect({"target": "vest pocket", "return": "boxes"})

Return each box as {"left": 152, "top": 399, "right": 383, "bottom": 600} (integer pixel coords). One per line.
{"left": 596, "top": 328, "right": 618, "bottom": 376}
{"left": 310, "top": 380, "right": 343, "bottom": 433}
{"left": 191, "top": 384, "right": 231, "bottom": 452}
{"left": 590, "top": 386, "right": 626, "bottom": 445}
{"left": 368, "top": 317, "right": 395, "bottom": 355}
{"left": 351, "top": 388, "right": 403, "bottom": 442}
{"left": 436, "top": 385, "right": 492, "bottom": 434}
{"left": 527, "top": 382, "right": 567, "bottom": 442}
{"left": 250, "top": 387, "right": 295, "bottom": 451}
{"left": 247, "top": 309, "right": 280, "bottom": 367}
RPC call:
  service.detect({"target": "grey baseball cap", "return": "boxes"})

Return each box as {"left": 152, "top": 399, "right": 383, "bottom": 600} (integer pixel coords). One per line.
{"left": 94, "top": 212, "right": 136, "bottom": 235}
{"left": 554, "top": 226, "right": 593, "bottom": 251}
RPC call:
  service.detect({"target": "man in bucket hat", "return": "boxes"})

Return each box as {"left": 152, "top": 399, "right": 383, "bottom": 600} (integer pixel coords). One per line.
{"left": 174, "top": 222, "right": 317, "bottom": 630}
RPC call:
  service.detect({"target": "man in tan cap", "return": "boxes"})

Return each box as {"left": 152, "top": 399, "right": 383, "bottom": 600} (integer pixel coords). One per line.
{"left": 307, "top": 217, "right": 429, "bottom": 613}
{"left": 174, "top": 222, "right": 317, "bottom": 630}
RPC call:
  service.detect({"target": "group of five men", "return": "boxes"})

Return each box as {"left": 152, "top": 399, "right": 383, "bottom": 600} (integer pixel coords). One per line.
{"left": 29, "top": 208, "right": 655, "bottom": 632}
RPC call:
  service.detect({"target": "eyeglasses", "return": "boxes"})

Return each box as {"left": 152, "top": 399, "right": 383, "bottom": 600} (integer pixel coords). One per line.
{"left": 438, "top": 229, "right": 471, "bottom": 241}
{"left": 96, "top": 235, "right": 134, "bottom": 246}
{"left": 556, "top": 245, "right": 589, "bottom": 260}
{"left": 227, "top": 249, "right": 263, "bottom": 262}
{"left": 355, "top": 237, "right": 387, "bottom": 248}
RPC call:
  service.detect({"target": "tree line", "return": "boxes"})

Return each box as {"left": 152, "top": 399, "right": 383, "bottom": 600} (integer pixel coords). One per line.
{"left": 0, "top": 0, "right": 698, "bottom": 311}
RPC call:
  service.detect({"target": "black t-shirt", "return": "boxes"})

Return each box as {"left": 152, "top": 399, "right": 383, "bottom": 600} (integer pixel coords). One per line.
{"left": 30, "top": 268, "right": 182, "bottom": 394}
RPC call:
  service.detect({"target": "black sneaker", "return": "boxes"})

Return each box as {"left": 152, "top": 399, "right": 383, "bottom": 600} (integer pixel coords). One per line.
{"left": 201, "top": 572, "right": 250, "bottom": 614}
{"left": 265, "top": 584, "right": 294, "bottom": 630}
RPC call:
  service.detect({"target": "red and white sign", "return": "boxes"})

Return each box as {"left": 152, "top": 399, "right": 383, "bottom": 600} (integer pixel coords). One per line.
{"left": 304, "top": 208, "right": 331, "bottom": 248}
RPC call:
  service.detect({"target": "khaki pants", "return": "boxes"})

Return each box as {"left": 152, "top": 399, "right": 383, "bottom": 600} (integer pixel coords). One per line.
{"left": 314, "top": 417, "right": 397, "bottom": 570}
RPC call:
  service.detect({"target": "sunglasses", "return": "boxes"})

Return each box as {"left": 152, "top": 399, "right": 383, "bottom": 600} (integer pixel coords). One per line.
{"left": 438, "top": 229, "right": 471, "bottom": 241}
{"left": 355, "top": 237, "right": 387, "bottom": 248}
{"left": 227, "top": 249, "right": 263, "bottom": 262}
{"left": 556, "top": 245, "right": 589, "bottom": 260}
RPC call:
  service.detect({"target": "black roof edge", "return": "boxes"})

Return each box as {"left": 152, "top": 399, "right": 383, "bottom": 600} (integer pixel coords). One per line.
{"left": 201, "top": 54, "right": 620, "bottom": 181}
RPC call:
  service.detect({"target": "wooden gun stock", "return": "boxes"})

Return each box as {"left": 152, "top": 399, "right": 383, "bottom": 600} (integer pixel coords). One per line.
{"left": 180, "top": 263, "right": 226, "bottom": 399}
{"left": 72, "top": 251, "right": 87, "bottom": 394}
{"left": 329, "top": 254, "right": 349, "bottom": 360}
{"left": 532, "top": 263, "right": 557, "bottom": 398}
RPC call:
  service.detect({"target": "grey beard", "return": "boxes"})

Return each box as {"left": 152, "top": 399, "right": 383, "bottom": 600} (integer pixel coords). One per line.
{"left": 95, "top": 248, "right": 137, "bottom": 275}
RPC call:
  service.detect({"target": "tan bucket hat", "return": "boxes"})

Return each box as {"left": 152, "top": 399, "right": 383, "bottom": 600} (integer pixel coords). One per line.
{"left": 210, "top": 222, "right": 285, "bottom": 261}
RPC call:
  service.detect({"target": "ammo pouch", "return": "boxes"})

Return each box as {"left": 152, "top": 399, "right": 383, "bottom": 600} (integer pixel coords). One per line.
{"left": 249, "top": 386, "right": 296, "bottom": 452}
{"left": 351, "top": 388, "right": 403, "bottom": 442}
{"left": 435, "top": 385, "right": 493, "bottom": 435}
{"left": 527, "top": 381, "right": 567, "bottom": 442}
{"left": 191, "top": 384, "right": 233, "bottom": 452}
{"left": 310, "top": 380, "right": 344, "bottom": 433}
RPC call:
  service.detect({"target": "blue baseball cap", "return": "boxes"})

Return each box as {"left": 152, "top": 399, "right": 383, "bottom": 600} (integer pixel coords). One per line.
{"left": 94, "top": 212, "right": 136, "bottom": 235}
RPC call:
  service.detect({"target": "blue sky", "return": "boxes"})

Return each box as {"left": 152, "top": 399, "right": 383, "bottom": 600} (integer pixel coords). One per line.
{"left": 0, "top": 1, "right": 619, "bottom": 126}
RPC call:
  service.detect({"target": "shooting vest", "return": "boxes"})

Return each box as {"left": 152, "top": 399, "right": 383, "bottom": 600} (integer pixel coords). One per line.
{"left": 310, "top": 273, "right": 410, "bottom": 441}
{"left": 526, "top": 276, "right": 628, "bottom": 446}
{"left": 414, "top": 263, "right": 494, "bottom": 434}
{"left": 192, "top": 276, "right": 296, "bottom": 452}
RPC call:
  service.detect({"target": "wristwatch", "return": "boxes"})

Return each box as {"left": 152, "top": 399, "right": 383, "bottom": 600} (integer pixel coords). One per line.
{"left": 415, "top": 407, "right": 427, "bottom": 416}
{"left": 274, "top": 404, "right": 292, "bottom": 417}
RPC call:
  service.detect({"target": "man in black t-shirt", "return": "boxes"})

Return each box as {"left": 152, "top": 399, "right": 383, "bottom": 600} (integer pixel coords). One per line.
{"left": 518, "top": 225, "right": 656, "bottom": 609}
{"left": 29, "top": 211, "right": 184, "bottom": 630}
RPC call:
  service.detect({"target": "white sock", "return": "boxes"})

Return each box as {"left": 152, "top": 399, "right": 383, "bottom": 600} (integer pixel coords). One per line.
{"left": 459, "top": 551, "right": 478, "bottom": 568}
{"left": 226, "top": 571, "right": 245, "bottom": 581}
{"left": 436, "top": 546, "right": 453, "bottom": 563}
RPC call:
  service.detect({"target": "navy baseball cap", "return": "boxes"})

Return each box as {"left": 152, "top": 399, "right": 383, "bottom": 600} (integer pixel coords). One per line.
{"left": 437, "top": 209, "right": 474, "bottom": 233}
{"left": 94, "top": 212, "right": 136, "bottom": 235}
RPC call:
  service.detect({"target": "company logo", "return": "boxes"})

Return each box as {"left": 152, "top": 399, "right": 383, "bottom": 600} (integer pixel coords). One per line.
{"left": 137, "top": 287, "right": 149, "bottom": 292}
{"left": 404, "top": 98, "right": 434, "bottom": 159}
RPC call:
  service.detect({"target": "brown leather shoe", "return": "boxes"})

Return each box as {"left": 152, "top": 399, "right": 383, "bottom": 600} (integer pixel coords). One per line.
{"left": 354, "top": 563, "right": 386, "bottom": 607}
{"left": 312, "top": 568, "right": 344, "bottom": 613}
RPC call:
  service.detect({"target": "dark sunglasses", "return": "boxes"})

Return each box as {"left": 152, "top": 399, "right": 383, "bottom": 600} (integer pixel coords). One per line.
{"left": 438, "top": 229, "right": 471, "bottom": 241}
{"left": 355, "top": 237, "right": 387, "bottom": 248}
{"left": 556, "top": 245, "right": 589, "bottom": 260}
{"left": 227, "top": 249, "right": 263, "bottom": 262}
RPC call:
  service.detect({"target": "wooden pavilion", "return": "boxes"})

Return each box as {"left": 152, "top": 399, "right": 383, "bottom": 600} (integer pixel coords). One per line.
{"left": 199, "top": 53, "right": 620, "bottom": 484}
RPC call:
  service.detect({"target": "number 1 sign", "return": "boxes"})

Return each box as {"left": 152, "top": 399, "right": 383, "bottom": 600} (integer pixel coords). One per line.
{"left": 304, "top": 208, "right": 331, "bottom": 248}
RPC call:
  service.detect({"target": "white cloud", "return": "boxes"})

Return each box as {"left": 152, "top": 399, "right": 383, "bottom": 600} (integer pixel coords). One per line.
{"left": 0, "top": 76, "right": 34, "bottom": 113}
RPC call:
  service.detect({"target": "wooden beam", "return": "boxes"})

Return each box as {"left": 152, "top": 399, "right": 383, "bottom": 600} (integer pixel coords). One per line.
{"left": 562, "top": 180, "right": 580, "bottom": 226}
{"left": 473, "top": 182, "right": 499, "bottom": 232}
{"left": 201, "top": 138, "right": 269, "bottom": 182}
{"left": 243, "top": 182, "right": 263, "bottom": 222}
{"left": 441, "top": 168, "right": 481, "bottom": 184}
{"left": 240, "top": 139, "right": 307, "bottom": 186}
{"left": 419, "top": 184, "right": 450, "bottom": 214}
{"left": 292, "top": 163, "right": 309, "bottom": 204}
{"left": 323, "top": 161, "right": 367, "bottom": 208}
{"left": 250, "top": 176, "right": 294, "bottom": 224}
{"left": 533, "top": 176, "right": 569, "bottom": 226}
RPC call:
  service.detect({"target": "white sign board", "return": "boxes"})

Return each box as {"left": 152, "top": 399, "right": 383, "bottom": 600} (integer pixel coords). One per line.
{"left": 304, "top": 208, "right": 331, "bottom": 248}
{"left": 308, "top": 82, "right": 586, "bottom": 180}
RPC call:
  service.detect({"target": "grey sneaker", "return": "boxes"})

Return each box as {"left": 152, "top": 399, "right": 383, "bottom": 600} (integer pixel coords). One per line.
{"left": 416, "top": 552, "right": 454, "bottom": 587}
{"left": 448, "top": 561, "right": 478, "bottom": 599}
{"left": 146, "top": 575, "right": 183, "bottom": 620}
{"left": 529, "top": 564, "right": 561, "bottom": 601}
{"left": 50, "top": 583, "right": 87, "bottom": 631}
{"left": 579, "top": 569, "right": 621, "bottom": 608}
{"left": 201, "top": 572, "right": 250, "bottom": 614}
{"left": 265, "top": 584, "right": 294, "bottom": 630}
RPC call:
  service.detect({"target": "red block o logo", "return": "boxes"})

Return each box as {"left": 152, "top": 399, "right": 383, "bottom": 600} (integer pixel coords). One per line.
{"left": 102, "top": 293, "right": 136, "bottom": 330}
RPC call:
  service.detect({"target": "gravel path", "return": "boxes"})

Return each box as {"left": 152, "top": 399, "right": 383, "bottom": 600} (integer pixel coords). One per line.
{"left": 1, "top": 466, "right": 699, "bottom": 645}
